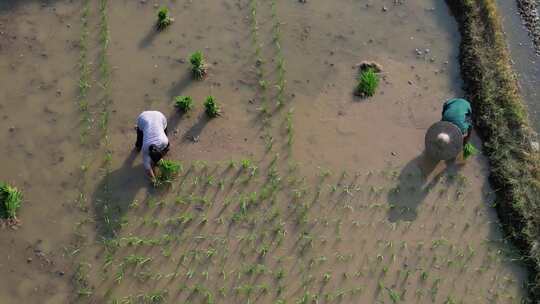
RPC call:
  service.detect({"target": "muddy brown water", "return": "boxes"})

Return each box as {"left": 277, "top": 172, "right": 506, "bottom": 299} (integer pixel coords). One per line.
{"left": 0, "top": 0, "right": 528, "bottom": 303}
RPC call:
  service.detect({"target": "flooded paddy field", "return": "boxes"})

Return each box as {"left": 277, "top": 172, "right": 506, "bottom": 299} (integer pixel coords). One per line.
{"left": 0, "top": 0, "right": 529, "bottom": 303}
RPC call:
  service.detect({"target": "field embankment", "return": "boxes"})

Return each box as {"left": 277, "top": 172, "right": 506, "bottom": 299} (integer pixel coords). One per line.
{"left": 447, "top": 0, "right": 540, "bottom": 300}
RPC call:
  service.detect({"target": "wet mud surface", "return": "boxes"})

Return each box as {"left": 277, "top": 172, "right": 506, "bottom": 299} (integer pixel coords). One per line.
{"left": 0, "top": 0, "right": 529, "bottom": 303}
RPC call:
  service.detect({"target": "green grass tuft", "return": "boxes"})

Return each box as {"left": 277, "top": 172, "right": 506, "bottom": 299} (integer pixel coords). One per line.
{"left": 190, "top": 51, "right": 208, "bottom": 80}
{"left": 174, "top": 96, "right": 194, "bottom": 112}
{"left": 0, "top": 182, "right": 22, "bottom": 220}
{"left": 356, "top": 68, "right": 379, "bottom": 97}
{"left": 204, "top": 96, "right": 221, "bottom": 118}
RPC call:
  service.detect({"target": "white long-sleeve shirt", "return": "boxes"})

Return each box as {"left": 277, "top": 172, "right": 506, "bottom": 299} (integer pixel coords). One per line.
{"left": 137, "top": 111, "right": 169, "bottom": 170}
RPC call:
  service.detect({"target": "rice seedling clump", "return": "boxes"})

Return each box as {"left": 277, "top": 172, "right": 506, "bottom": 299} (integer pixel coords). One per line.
{"left": 156, "top": 160, "right": 182, "bottom": 186}
{"left": 189, "top": 51, "right": 208, "bottom": 80}
{"left": 204, "top": 95, "right": 221, "bottom": 118}
{"left": 156, "top": 7, "right": 173, "bottom": 30}
{"left": 0, "top": 182, "right": 23, "bottom": 221}
{"left": 356, "top": 68, "right": 379, "bottom": 97}
{"left": 174, "top": 96, "right": 194, "bottom": 113}
{"left": 463, "top": 142, "right": 478, "bottom": 159}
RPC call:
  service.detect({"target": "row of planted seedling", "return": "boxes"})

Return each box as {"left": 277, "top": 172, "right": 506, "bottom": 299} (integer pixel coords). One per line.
{"left": 104, "top": 161, "right": 506, "bottom": 301}
{"left": 147, "top": 161, "right": 434, "bottom": 235}
{"left": 139, "top": 162, "right": 288, "bottom": 236}
{"left": 97, "top": 2, "right": 114, "bottom": 244}
{"left": 100, "top": 157, "right": 284, "bottom": 239}
{"left": 82, "top": 0, "right": 113, "bottom": 298}
{"left": 73, "top": 0, "right": 94, "bottom": 225}
{"left": 70, "top": 0, "right": 98, "bottom": 300}
{"left": 97, "top": 159, "right": 508, "bottom": 303}
{"left": 98, "top": 160, "right": 296, "bottom": 294}
{"left": 247, "top": 0, "right": 296, "bottom": 153}
{"left": 294, "top": 241, "right": 508, "bottom": 303}
{"left": 250, "top": 0, "right": 276, "bottom": 152}
{"left": 98, "top": 0, "right": 111, "bottom": 135}
{"left": 153, "top": 157, "right": 263, "bottom": 192}
{"left": 99, "top": 206, "right": 514, "bottom": 301}
{"left": 271, "top": 0, "right": 286, "bottom": 108}
{"left": 75, "top": 0, "right": 114, "bottom": 298}
{"left": 74, "top": 0, "right": 93, "bottom": 212}
{"left": 103, "top": 213, "right": 285, "bottom": 298}
{"left": 153, "top": 162, "right": 473, "bottom": 232}
{"left": 298, "top": 218, "right": 514, "bottom": 300}
{"left": 78, "top": 0, "right": 91, "bottom": 145}
{"left": 113, "top": 235, "right": 498, "bottom": 282}
{"left": 269, "top": 0, "right": 298, "bottom": 151}
{"left": 102, "top": 247, "right": 496, "bottom": 304}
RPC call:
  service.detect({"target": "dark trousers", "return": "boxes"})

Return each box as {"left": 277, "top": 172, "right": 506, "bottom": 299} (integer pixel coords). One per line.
{"left": 135, "top": 128, "right": 144, "bottom": 151}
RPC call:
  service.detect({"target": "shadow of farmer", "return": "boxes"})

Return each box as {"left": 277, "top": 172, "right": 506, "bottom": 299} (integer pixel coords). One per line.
{"left": 387, "top": 154, "right": 462, "bottom": 222}
{"left": 93, "top": 150, "right": 152, "bottom": 239}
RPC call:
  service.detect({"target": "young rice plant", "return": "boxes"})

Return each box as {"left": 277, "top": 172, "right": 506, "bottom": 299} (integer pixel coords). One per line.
{"left": 0, "top": 182, "right": 22, "bottom": 220}
{"left": 156, "top": 7, "right": 173, "bottom": 30}
{"left": 463, "top": 142, "right": 478, "bottom": 159}
{"left": 204, "top": 96, "right": 221, "bottom": 118}
{"left": 356, "top": 68, "right": 379, "bottom": 97}
{"left": 174, "top": 96, "right": 194, "bottom": 113}
{"left": 190, "top": 51, "right": 208, "bottom": 80}
{"left": 156, "top": 160, "right": 182, "bottom": 186}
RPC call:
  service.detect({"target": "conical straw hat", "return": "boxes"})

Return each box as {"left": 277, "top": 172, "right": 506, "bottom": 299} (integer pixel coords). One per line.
{"left": 425, "top": 121, "right": 463, "bottom": 161}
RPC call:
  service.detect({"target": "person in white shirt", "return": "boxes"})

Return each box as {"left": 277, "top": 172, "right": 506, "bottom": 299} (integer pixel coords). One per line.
{"left": 135, "top": 111, "right": 170, "bottom": 180}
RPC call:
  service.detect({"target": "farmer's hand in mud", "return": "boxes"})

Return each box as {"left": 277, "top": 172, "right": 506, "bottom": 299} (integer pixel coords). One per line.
{"left": 146, "top": 168, "right": 157, "bottom": 183}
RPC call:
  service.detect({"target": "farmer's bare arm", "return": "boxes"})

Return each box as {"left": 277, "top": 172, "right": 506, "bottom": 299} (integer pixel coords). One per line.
{"left": 146, "top": 168, "right": 156, "bottom": 181}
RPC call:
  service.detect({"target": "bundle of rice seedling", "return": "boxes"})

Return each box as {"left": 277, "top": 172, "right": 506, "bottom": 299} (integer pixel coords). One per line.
{"left": 463, "top": 142, "right": 478, "bottom": 159}
{"left": 0, "top": 182, "right": 22, "bottom": 222}
{"left": 155, "top": 160, "right": 182, "bottom": 186}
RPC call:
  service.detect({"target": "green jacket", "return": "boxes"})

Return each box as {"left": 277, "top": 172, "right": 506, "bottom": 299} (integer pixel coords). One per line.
{"left": 442, "top": 98, "right": 472, "bottom": 134}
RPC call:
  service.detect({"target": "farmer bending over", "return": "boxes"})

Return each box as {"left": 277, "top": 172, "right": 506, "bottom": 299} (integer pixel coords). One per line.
{"left": 441, "top": 98, "right": 472, "bottom": 143}
{"left": 135, "top": 111, "right": 169, "bottom": 180}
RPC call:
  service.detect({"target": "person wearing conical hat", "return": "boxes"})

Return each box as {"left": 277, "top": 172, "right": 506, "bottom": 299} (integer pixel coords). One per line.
{"left": 441, "top": 98, "right": 472, "bottom": 144}
{"left": 425, "top": 98, "right": 473, "bottom": 161}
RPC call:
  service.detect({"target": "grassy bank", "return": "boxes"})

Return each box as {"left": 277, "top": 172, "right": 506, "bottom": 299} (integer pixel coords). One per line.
{"left": 447, "top": 0, "right": 540, "bottom": 300}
